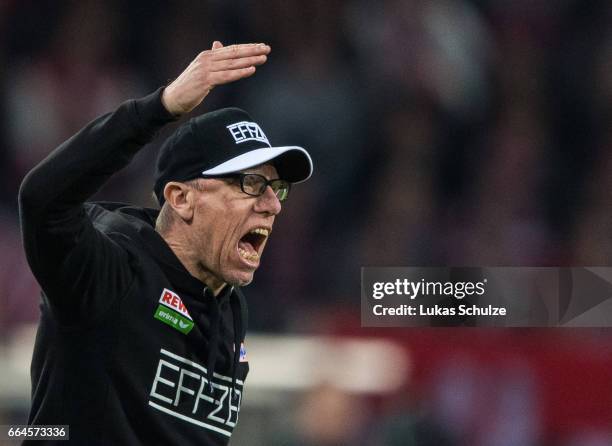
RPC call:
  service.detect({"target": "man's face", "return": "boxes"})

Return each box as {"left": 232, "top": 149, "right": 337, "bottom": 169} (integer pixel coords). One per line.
{"left": 189, "top": 163, "right": 282, "bottom": 287}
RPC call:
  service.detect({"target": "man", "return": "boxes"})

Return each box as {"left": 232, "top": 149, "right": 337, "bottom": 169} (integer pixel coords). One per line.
{"left": 18, "top": 41, "right": 312, "bottom": 445}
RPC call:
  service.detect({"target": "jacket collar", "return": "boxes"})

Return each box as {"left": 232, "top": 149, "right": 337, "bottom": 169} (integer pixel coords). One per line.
{"left": 87, "top": 202, "right": 222, "bottom": 299}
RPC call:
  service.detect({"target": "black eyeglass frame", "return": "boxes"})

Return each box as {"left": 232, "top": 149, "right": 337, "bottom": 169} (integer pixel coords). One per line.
{"left": 205, "top": 173, "right": 292, "bottom": 201}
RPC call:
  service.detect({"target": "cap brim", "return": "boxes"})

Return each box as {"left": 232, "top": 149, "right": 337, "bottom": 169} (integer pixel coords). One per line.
{"left": 201, "top": 146, "right": 313, "bottom": 183}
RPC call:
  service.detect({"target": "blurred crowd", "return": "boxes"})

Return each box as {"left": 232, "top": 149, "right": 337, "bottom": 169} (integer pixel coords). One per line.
{"left": 1, "top": 0, "right": 612, "bottom": 444}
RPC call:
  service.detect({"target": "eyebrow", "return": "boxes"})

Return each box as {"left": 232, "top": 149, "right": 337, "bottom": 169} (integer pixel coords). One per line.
{"left": 240, "top": 171, "right": 278, "bottom": 180}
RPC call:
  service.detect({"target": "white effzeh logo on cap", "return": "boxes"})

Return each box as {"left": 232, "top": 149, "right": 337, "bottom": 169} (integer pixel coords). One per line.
{"left": 227, "top": 121, "right": 271, "bottom": 147}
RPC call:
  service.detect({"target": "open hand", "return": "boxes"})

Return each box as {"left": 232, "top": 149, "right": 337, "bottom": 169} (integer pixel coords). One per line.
{"left": 162, "top": 41, "right": 270, "bottom": 116}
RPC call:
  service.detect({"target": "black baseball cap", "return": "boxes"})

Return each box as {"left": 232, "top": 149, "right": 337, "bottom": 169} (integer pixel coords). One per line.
{"left": 153, "top": 107, "right": 313, "bottom": 205}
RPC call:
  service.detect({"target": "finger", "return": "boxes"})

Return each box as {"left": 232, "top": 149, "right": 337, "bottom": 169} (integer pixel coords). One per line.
{"left": 211, "top": 44, "right": 270, "bottom": 60}
{"left": 211, "top": 54, "right": 267, "bottom": 71}
{"left": 210, "top": 43, "right": 270, "bottom": 61}
{"left": 209, "top": 66, "right": 257, "bottom": 85}
{"left": 199, "top": 43, "right": 263, "bottom": 60}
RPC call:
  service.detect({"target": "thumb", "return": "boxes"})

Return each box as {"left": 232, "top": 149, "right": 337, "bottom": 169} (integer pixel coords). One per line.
{"left": 212, "top": 41, "right": 223, "bottom": 50}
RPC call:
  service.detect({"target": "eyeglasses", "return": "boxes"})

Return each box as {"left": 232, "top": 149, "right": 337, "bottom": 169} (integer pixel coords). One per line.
{"left": 211, "top": 173, "right": 291, "bottom": 202}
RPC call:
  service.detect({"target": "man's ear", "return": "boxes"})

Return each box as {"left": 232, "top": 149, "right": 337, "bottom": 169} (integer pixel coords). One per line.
{"left": 163, "top": 182, "right": 195, "bottom": 221}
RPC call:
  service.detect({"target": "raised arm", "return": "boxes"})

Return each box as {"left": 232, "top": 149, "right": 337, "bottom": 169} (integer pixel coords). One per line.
{"left": 18, "top": 42, "right": 270, "bottom": 316}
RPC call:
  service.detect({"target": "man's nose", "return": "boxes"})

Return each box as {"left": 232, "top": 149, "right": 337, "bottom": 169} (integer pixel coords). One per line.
{"left": 254, "top": 185, "right": 282, "bottom": 215}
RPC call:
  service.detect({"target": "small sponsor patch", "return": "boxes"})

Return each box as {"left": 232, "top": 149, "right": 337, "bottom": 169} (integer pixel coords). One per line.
{"left": 239, "top": 342, "right": 247, "bottom": 362}
{"left": 154, "top": 304, "right": 194, "bottom": 335}
{"left": 159, "top": 288, "right": 193, "bottom": 320}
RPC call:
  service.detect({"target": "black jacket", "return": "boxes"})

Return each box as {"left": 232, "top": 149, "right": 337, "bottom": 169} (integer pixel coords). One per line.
{"left": 18, "top": 88, "right": 249, "bottom": 445}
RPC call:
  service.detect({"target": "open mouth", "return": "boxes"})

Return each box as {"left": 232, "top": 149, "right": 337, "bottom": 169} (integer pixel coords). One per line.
{"left": 237, "top": 227, "right": 269, "bottom": 264}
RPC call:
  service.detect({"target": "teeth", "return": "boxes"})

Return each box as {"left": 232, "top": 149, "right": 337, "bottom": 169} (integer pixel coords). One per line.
{"left": 250, "top": 228, "right": 269, "bottom": 237}
{"left": 238, "top": 247, "right": 260, "bottom": 262}
{"left": 239, "top": 228, "right": 268, "bottom": 263}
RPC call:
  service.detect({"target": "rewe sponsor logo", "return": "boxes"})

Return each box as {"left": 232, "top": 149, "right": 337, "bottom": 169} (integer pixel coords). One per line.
{"left": 226, "top": 121, "right": 270, "bottom": 146}
{"left": 159, "top": 288, "right": 193, "bottom": 320}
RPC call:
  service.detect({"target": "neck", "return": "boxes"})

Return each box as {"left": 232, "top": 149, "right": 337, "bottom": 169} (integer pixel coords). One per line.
{"left": 160, "top": 231, "right": 226, "bottom": 297}
{"left": 197, "top": 269, "right": 227, "bottom": 296}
